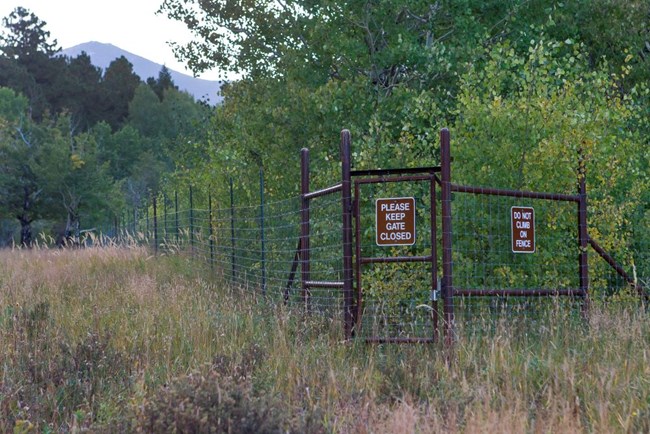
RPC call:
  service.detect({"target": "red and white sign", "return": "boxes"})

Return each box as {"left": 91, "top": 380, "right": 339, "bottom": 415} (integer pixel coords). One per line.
{"left": 376, "top": 197, "right": 416, "bottom": 246}
{"left": 511, "top": 206, "right": 535, "bottom": 253}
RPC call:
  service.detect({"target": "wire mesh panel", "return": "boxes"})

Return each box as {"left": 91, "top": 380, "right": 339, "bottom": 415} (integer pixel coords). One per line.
{"left": 295, "top": 193, "right": 345, "bottom": 313}
{"left": 103, "top": 129, "right": 647, "bottom": 346}
{"left": 353, "top": 177, "right": 438, "bottom": 342}
{"left": 449, "top": 189, "right": 583, "bottom": 323}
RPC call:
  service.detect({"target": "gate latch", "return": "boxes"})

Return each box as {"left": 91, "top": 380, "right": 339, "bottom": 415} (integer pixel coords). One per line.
{"left": 430, "top": 280, "right": 441, "bottom": 301}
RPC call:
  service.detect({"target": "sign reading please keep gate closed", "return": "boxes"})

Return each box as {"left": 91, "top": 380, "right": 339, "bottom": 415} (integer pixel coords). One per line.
{"left": 376, "top": 197, "right": 416, "bottom": 246}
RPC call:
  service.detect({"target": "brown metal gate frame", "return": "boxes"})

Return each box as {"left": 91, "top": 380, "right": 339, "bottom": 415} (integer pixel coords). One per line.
{"left": 351, "top": 163, "right": 440, "bottom": 343}
{"left": 290, "top": 128, "right": 648, "bottom": 345}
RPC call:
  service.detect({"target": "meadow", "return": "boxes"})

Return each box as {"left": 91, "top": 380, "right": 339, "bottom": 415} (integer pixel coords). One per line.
{"left": 0, "top": 246, "right": 648, "bottom": 432}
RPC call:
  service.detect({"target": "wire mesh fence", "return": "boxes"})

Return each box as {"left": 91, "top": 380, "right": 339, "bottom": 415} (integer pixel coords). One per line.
{"left": 78, "top": 127, "right": 648, "bottom": 345}
{"left": 86, "top": 167, "right": 648, "bottom": 345}
{"left": 107, "top": 185, "right": 346, "bottom": 316}
{"left": 449, "top": 190, "right": 583, "bottom": 323}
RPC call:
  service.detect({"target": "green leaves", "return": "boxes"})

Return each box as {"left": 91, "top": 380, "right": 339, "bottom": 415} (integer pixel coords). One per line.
{"left": 453, "top": 38, "right": 649, "bottom": 290}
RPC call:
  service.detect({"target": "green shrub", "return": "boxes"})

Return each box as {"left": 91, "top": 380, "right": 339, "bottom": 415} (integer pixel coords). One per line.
{"left": 135, "top": 369, "right": 321, "bottom": 433}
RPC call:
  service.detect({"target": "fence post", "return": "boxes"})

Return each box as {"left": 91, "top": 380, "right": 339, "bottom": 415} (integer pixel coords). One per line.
{"left": 440, "top": 128, "right": 455, "bottom": 347}
{"left": 300, "top": 148, "right": 311, "bottom": 311}
{"left": 260, "top": 167, "right": 267, "bottom": 296}
{"left": 120, "top": 210, "right": 125, "bottom": 242}
{"left": 153, "top": 193, "right": 158, "bottom": 254}
{"left": 430, "top": 175, "right": 439, "bottom": 342}
{"left": 189, "top": 185, "right": 194, "bottom": 252}
{"left": 578, "top": 157, "right": 590, "bottom": 314}
{"left": 340, "top": 131, "right": 354, "bottom": 339}
{"left": 230, "top": 177, "right": 236, "bottom": 284}
{"left": 209, "top": 191, "right": 215, "bottom": 270}
{"left": 163, "top": 193, "right": 168, "bottom": 242}
{"left": 146, "top": 199, "right": 150, "bottom": 244}
{"left": 175, "top": 190, "right": 179, "bottom": 244}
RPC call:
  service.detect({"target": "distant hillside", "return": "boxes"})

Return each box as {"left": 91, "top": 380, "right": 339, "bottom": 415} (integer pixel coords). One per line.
{"left": 60, "top": 42, "right": 223, "bottom": 105}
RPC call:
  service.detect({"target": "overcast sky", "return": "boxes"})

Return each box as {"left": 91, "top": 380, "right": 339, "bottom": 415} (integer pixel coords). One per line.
{"left": 1, "top": 0, "right": 220, "bottom": 80}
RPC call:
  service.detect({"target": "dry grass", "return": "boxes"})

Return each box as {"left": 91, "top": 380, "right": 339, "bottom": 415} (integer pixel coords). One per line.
{"left": 0, "top": 246, "right": 648, "bottom": 432}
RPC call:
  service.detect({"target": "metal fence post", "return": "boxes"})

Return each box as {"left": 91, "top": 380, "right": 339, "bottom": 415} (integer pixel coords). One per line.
{"left": 209, "top": 192, "right": 215, "bottom": 270}
{"left": 144, "top": 197, "right": 150, "bottom": 244}
{"left": 578, "top": 157, "right": 590, "bottom": 314}
{"left": 301, "top": 148, "right": 311, "bottom": 311}
{"left": 430, "top": 176, "right": 439, "bottom": 342}
{"left": 146, "top": 199, "right": 150, "bottom": 244}
{"left": 175, "top": 190, "right": 179, "bottom": 244}
{"left": 189, "top": 185, "right": 194, "bottom": 252}
{"left": 260, "top": 167, "right": 267, "bottom": 296}
{"left": 340, "top": 131, "right": 354, "bottom": 339}
{"left": 153, "top": 193, "right": 158, "bottom": 254}
{"left": 440, "top": 128, "right": 455, "bottom": 347}
{"left": 163, "top": 193, "right": 168, "bottom": 242}
{"left": 230, "top": 177, "right": 236, "bottom": 284}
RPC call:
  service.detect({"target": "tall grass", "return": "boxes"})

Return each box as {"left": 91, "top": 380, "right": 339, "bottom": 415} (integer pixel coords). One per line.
{"left": 0, "top": 246, "right": 648, "bottom": 432}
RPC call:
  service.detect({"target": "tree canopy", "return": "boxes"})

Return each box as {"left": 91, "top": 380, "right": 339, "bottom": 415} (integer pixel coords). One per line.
{"left": 0, "top": 7, "right": 210, "bottom": 246}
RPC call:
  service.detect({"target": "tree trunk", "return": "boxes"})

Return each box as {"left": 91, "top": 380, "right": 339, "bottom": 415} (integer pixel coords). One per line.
{"left": 18, "top": 214, "right": 33, "bottom": 247}
{"left": 65, "top": 210, "right": 80, "bottom": 247}
{"left": 18, "top": 185, "right": 35, "bottom": 247}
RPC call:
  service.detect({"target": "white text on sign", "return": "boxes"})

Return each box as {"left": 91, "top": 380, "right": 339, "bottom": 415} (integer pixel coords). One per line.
{"left": 511, "top": 206, "right": 535, "bottom": 253}
{"left": 376, "top": 198, "right": 416, "bottom": 246}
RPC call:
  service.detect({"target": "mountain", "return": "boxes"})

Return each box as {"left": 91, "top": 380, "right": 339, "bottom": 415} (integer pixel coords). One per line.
{"left": 59, "top": 41, "right": 223, "bottom": 105}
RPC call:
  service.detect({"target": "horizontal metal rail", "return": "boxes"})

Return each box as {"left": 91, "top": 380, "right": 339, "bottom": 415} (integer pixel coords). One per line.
{"left": 455, "top": 288, "right": 584, "bottom": 297}
{"left": 451, "top": 183, "right": 580, "bottom": 202}
{"left": 351, "top": 166, "right": 440, "bottom": 177}
{"left": 355, "top": 174, "right": 434, "bottom": 185}
{"left": 360, "top": 255, "right": 432, "bottom": 265}
{"left": 304, "top": 280, "right": 345, "bottom": 289}
{"left": 303, "top": 183, "right": 342, "bottom": 200}
{"left": 365, "top": 337, "right": 435, "bottom": 344}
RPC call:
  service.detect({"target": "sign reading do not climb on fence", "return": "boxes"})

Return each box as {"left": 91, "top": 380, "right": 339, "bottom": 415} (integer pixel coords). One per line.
{"left": 511, "top": 206, "right": 535, "bottom": 253}
{"left": 376, "top": 197, "right": 416, "bottom": 246}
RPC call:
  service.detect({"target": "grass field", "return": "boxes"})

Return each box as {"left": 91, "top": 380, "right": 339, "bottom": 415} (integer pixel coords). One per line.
{"left": 0, "top": 246, "right": 648, "bottom": 432}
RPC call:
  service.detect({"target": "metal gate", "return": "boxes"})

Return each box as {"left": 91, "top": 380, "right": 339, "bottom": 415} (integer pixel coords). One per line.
{"left": 291, "top": 128, "right": 647, "bottom": 345}
{"left": 349, "top": 150, "right": 440, "bottom": 343}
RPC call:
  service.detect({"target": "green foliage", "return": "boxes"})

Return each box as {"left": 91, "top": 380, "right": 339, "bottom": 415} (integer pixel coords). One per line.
{"left": 0, "top": 87, "right": 50, "bottom": 245}
{"left": 146, "top": 64, "right": 178, "bottom": 101}
{"left": 159, "top": 1, "right": 650, "bottom": 306}
{"left": 100, "top": 56, "right": 142, "bottom": 131}
{"left": 0, "top": 8, "right": 210, "bottom": 243}
{"left": 32, "top": 115, "right": 121, "bottom": 242}
{"left": 64, "top": 52, "right": 104, "bottom": 129}
{"left": 0, "top": 86, "right": 27, "bottom": 121}
{"left": 453, "top": 38, "right": 649, "bottom": 292}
